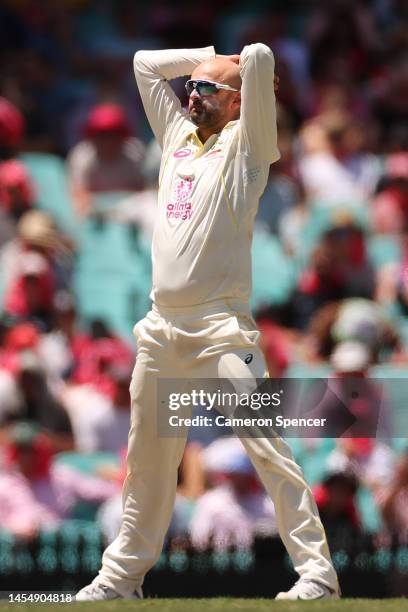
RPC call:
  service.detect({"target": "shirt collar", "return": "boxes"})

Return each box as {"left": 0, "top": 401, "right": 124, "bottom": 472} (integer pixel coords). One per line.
{"left": 188, "top": 120, "right": 238, "bottom": 147}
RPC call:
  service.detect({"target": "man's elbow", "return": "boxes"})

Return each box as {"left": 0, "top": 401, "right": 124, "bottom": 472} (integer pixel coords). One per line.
{"left": 242, "top": 43, "right": 274, "bottom": 66}
{"left": 251, "top": 42, "right": 273, "bottom": 56}
{"left": 133, "top": 50, "right": 150, "bottom": 74}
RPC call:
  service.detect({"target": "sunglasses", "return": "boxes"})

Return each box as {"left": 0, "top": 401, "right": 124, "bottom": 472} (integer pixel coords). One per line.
{"left": 185, "top": 79, "right": 239, "bottom": 97}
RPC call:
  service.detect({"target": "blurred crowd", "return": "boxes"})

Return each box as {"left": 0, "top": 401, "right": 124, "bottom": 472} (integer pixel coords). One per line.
{"left": 0, "top": 0, "right": 407, "bottom": 563}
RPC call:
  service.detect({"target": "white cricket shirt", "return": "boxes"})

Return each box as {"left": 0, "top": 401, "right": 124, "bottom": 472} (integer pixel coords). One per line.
{"left": 133, "top": 44, "right": 280, "bottom": 307}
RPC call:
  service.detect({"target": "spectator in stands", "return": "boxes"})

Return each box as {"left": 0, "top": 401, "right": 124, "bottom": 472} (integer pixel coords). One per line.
{"left": 0, "top": 159, "right": 36, "bottom": 247}
{"left": 70, "top": 319, "right": 134, "bottom": 400}
{"left": 308, "top": 0, "right": 379, "bottom": 83}
{"left": 396, "top": 237, "right": 408, "bottom": 317}
{"left": 376, "top": 449, "right": 408, "bottom": 545}
{"left": 376, "top": 238, "right": 408, "bottom": 317}
{"left": 371, "top": 152, "right": 408, "bottom": 235}
{"left": 67, "top": 103, "right": 146, "bottom": 217}
{"left": 290, "top": 223, "right": 376, "bottom": 329}
{"left": 15, "top": 48, "right": 83, "bottom": 153}
{"left": 0, "top": 210, "right": 75, "bottom": 311}
{"left": 3, "top": 351, "right": 74, "bottom": 453}
{"left": 0, "top": 98, "right": 31, "bottom": 246}
{"left": 256, "top": 313, "right": 289, "bottom": 377}
{"left": 0, "top": 160, "right": 35, "bottom": 218}
{"left": 313, "top": 471, "right": 361, "bottom": 548}
{"left": 0, "top": 367, "right": 19, "bottom": 425}
{"left": 297, "top": 120, "right": 366, "bottom": 206}
{"left": 307, "top": 298, "right": 400, "bottom": 362}
{"left": 110, "top": 138, "right": 160, "bottom": 238}
{"left": 373, "top": 154, "right": 408, "bottom": 309}
{"left": 292, "top": 239, "right": 345, "bottom": 329}
{"left": 189, "top": 437, "right": 277, "bottom": 551}
{"left": 61, "top": 384, "right": 111, "bottom": 453}
{"left": 90, "top": 364, "right": 131, "bottom": 453}
{"left": 0, "top": 421, "right": 118, "bottom": 539}
{"left": 305, "top": 333, "right": 394, "bottom": 439}
{"left": 0, "top": 320, "right": 40, "bottom": 374}
{"left": 62, "top": 364, "right": 131, "bottom": 454}
{"left": 38, "top": 290, "right": 92, "bottom": 381}
{"left": 326, "top": 438, "right": 395, "bottom": 492}
{"left": 4, "top": 251, "right": 55, "bottom": 331}
{"left": 255, "top": 107, "right": 300, "bottom": 236}
{"left": 0, "top": 97, "right": 25, "bottom": 161}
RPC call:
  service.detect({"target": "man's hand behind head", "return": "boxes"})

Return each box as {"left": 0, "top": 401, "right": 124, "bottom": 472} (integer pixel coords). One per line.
{"left": 216, "top": 53, "right": 279, "bottom": 91}
{"left": 216, "top": 54, "right": 240, "bottom": 63}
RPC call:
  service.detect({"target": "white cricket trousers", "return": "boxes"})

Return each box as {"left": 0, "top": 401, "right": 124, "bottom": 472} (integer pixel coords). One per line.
{"left": 97, "top": 300, "right": 339, "bottom": 595}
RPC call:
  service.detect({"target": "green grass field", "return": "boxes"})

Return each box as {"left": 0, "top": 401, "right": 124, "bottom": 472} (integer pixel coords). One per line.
{"left": 0, "top": 599, "right": 406, "bottom": 612}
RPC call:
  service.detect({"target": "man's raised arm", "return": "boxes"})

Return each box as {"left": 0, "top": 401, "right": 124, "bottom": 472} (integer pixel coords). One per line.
{"left": 238, "top": 43, "right": 280, "bottom": 164}
{"left": 133, "top": 47, "right": 215, "bottom": 149}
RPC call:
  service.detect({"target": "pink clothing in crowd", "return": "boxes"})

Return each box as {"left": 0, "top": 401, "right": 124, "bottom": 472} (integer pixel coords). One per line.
{"left": 0, "top": 463, "right": 118, "bottom": 535}
{"left": 189, "top": 483, "right": 277, "bottom": 551}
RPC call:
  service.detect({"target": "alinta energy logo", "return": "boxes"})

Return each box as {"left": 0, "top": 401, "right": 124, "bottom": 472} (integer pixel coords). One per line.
{"left": 166, "top": 178, "right": 193, "bottom": 221}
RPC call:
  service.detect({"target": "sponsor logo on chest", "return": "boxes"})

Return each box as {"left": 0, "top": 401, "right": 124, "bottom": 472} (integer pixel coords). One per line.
{"left": 173, "top": 147, "right": 193, "bottom": 159}
{"left": 166, "top": 178, "right": 193, "bottom": 221}
{"left": 205, "top": 148, "right": 224, "bottom": 160}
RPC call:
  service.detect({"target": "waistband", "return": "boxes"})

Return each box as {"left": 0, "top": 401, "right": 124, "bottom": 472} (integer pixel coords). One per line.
{"left": 152, "top": 299, "right": 251, "bottom": 318}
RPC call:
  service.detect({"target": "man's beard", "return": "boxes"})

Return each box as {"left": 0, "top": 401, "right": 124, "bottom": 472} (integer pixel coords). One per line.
{"left": 189, "top": 102, "right": 219, "bottom": 128}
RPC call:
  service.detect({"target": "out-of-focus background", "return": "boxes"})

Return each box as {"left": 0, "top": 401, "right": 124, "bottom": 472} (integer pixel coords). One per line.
{"left": 0, "top": 0, "right": 407, "bottom": 599}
